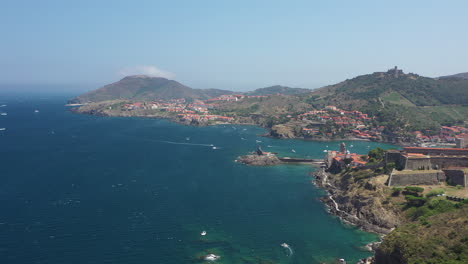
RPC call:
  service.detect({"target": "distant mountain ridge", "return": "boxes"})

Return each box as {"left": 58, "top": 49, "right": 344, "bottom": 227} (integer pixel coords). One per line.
{"left": 69, "top": 75, "right": 236, "bottom": 103}
{"left": 69, "top": 76, "right": 312, "bottom": 103}
{"left": 439, "top": 72, "right": 468, "bottom": 80}
{"left": 245, "top": 85, "right": 311, "bottom": 96}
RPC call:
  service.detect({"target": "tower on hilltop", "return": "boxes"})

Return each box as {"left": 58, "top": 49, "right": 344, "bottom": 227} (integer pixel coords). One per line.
{"left": 387, "top": 66, "right": 403, "bottom": 78}
{"left": 340, "top": 142, "right": 347, "bottom": 154}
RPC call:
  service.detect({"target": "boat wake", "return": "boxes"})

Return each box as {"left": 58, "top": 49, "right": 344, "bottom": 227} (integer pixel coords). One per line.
{"left": 281, "top": 243, "right": 293, "bottom": 256}
{"left": 148, "top": 140, "right": 214, "bottom": 147}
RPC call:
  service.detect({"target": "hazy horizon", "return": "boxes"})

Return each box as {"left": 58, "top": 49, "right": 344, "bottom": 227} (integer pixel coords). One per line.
{"left": 2, "top": 0, "right": 468, "bottom": 92}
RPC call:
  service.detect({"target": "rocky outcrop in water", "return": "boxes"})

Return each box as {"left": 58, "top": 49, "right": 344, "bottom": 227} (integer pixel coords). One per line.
{"left": 238, "top": 154, "right": 281, "bottom": 166}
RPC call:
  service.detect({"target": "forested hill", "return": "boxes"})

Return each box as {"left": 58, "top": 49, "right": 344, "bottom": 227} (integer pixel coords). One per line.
{"left": 69, "top": 75, "right": 235, "bottom": 103}
{"left": 439, "top": 72, "right": 468, "bottom": 80}
{"left": 245, "top": 85, "right": 311, "bottom": 96}
{"left": 306, "top": 67, "right": 468, "bottom": 108}
{"left": 299, "top": 67, "right": 468, "bottom": 131}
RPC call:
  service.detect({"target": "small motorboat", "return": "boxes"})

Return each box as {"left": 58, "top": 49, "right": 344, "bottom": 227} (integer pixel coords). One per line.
{"left": 201, "top": 231, "right": 207, "bottom": 236}
{"left": 0, "top": 128, "right": 5, "bottom": 131}
{"left": 34, "top": 110, "right": 39, "bottom": 113}
{"left": 291, "top": 149, "right": 296, "bottom": 153}
{"left": 0, "top": 113, "right": 6, "bottom": 116}
{"left": 186, "top": 137, "right": 190, "bottom": 141}
{"left": 280, "top": 243, "right": 289, "bottom": 248}
{"left": 204, "top": 253, "right": 220, "bottom": 261}
{"left": 256, "top": 140, "right": 262, "bottom": 143}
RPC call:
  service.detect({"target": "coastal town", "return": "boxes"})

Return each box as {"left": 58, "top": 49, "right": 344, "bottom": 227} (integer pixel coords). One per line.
{"left": 113, "top": 96, "right": 468, "bottom": 147}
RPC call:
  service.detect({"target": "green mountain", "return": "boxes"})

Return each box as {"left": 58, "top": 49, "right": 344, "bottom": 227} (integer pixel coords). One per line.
{"left": 307, "top": 67, "right": 467, "bottom": 108}
{"left": 439, "top": 72, "right": 468, "bottom": 80}
{"left": 300, "top": 67, "right": 468, "bottom": 130}
{"left": 245, "top": 85, "right": 311, "bottom": 96}
{"left": 69, "top": 75, "right": 233, "bottom": 103}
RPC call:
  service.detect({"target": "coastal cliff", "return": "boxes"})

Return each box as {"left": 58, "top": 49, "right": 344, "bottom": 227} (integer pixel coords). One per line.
{"left": 314, "top": 163, "right": 468, "bottom": 264}
{"left": 315, "top": 169, "right": 400, "bottom": 235}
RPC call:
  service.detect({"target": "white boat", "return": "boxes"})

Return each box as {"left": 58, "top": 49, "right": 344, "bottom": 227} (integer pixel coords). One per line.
{"left": 34, "top": 110, "right": 39, "bottom": 113}
{"left": 0, "top": 128, "right": 6, "bottom": 131}
{"left": 256, "top": 140, "right": 262, "bottom": 143}
{"left": 291, "top": 149, "right": 296, "bottom": 153}
{"left": 204, "top": 254, "right": 220, "bottom": 261}
{"left": 280, "top": 243, "right": 289, "bottom": 248}
{"left": 186, "top": 137, "right": 190, "bottom": 141}
{"left": 323, "top": 149, "right": 328, "bottom": 152}
{"left": 201, "top": 231, "right": 207, "bottom": 236}
{"left": 0, "top": 113, "right": 6, "bottom": 116}
{"left": 212, "top": 146, "right": 219, "bottom": 150}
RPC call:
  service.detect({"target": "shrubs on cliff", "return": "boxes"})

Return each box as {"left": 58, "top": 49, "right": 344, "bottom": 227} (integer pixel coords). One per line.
{"left": 405, "top": 195, "right": 427, "bottom": 207}
{"left": 377, "top": 206, "right": 468, "bottom": 264}
{"left": 403, "top": 186, "right": 424, "bottom": 196}
{"left": 426, "top": 189, "right": 445, "bottom": 198}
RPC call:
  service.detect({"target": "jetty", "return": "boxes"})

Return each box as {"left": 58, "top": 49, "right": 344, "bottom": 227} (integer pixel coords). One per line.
{"left": 279, "top": 157, "right": 323, "bottom": 164}
{"left": 238, "top": 146, "right": 324, "bottom": 166}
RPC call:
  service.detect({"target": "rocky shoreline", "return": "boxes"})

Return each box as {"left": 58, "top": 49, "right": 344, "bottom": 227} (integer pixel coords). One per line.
{"left": 314, "top": 169, "right": 397, "bottom": 235}
{"left": 70, "top": 104, "right": 416, "bottom": 147}
{"left": 313, "top": 168, "right": 403, "bottom": 264}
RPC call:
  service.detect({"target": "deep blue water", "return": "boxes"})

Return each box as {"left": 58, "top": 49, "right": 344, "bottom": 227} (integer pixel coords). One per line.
{"left": 0, "top": 94, "right": 398, "bottom": 264}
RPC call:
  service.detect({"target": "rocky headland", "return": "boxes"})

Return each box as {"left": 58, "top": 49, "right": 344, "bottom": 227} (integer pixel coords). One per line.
{"left": 314, "top": 169, "right": 400, "bottom": 235}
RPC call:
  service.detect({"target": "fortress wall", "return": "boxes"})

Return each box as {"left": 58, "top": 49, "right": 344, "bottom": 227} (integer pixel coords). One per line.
{"left": 405, "top": 157, "right": 432, "bottom": 170}
{"left": 443, "top": 169, "right": 467, "bottom": 187}
{"left": 388, "top": 171, "right": 443, "bottom": 186}
{"left": 430, "top": 157, "right": 468, "bottom": 169}
{"left": 404, "top": 147, "right": 468, "bottom": 156}
{"left": 385, "top": 151, "right": 407, "bottom": 169}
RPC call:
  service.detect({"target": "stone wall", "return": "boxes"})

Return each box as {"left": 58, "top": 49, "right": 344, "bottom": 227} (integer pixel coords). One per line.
{"left": 388, "top": 153, "right": 468, "bottom": 170}
{"left": 430, "top": 156, "right": 468, "bottom": 169}
{"left": 388, "top": 170, "right": 444, "bottom": 186}
{"left": 385, "top": 151, "right": 409, "bottom": 170}
{"left": 405, "top": 157, "right": 432, "bottom": 170}
{"left": 443, "top": 169, "right": 467, "bottom": 187}
{"left": 404, "top": 147, "right": 468, "bottom": 156}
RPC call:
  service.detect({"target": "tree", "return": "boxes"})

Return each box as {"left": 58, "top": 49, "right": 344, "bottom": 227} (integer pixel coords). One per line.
{"left": 368, "top": 147, "right": 385, "bottom": 162}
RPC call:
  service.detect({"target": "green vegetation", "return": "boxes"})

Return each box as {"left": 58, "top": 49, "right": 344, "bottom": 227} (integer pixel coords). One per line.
{"left": 305, "top": 69, "right": 468, "bottom": 134}
{"left": 426, "top": 189, "right": 445, "bottom": 198}
{"left": 378, "top": 197, "right": 467, "bottom": 264}
{"left": 368, "top": 147, "right": 385, "bottom": 162}
{"left": 245, "top": 85, "right": 311, "bottom": 96}
{"left": 341, "top": 155, "right": 468, "bottom": 263}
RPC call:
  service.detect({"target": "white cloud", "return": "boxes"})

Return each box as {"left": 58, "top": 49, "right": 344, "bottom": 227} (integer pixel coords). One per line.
{"left": 119, "top": 65, "right": 176, "bottom": 79}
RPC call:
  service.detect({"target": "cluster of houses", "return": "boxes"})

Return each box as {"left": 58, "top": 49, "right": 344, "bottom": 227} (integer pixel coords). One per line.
{"left": 299, "top": 106, "right": 371, "bottom": 124}
{"left": 206, "top": 94, "right": 267, "bottom": 102}
{"left": 298, "top": 106, "right": 383, "bottom": 139}
{"left": 121, "top": 99, "right": 234, "bottom": 123}
{"left": 413, "top": 126, "right": 468, "bottom": 146}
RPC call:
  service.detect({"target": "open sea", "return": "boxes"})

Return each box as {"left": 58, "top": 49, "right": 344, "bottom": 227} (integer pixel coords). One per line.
{"left": 0, "top": 93, "right": 398, "bottom": 264}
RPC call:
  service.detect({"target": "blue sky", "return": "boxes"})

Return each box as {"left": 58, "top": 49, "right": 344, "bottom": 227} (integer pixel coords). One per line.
{"left": 1, "top": 0, "right": 468, "bottom": 91}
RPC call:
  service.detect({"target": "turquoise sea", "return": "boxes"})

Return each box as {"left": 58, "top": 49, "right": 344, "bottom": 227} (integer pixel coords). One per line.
{"left": 0, "top": 93, "right": 398, "bottom": 264}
